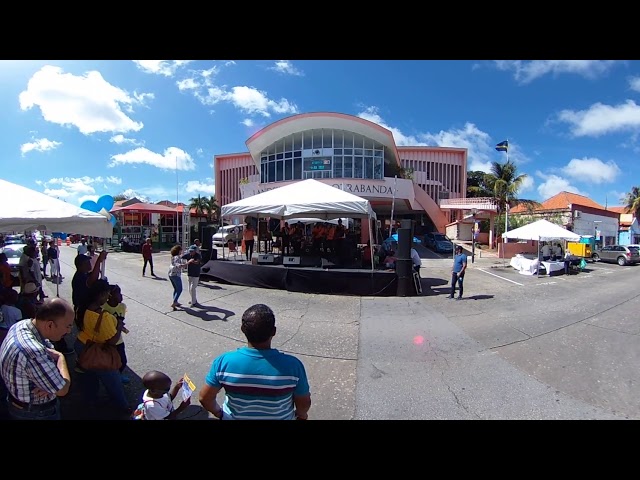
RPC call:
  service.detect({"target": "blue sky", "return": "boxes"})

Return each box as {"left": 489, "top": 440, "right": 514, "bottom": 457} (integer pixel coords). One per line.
{"left": 1, "top": 60, "right": 639, "bottom": 208}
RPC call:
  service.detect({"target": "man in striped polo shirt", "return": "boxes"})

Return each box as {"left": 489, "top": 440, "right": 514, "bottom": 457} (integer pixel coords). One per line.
{"left": 199, "top": 304, "right": 311, "bottom": 420}
{"left": 0, "top": 298, "right": 73, "bottom": 420}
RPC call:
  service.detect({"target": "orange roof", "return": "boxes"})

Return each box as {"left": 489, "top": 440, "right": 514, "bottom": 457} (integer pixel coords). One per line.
{"left": 608, "top": 206, "right": 627, "bottom": 214}
{"left": 511, "top": 191, "right": 605, "bottom": 214}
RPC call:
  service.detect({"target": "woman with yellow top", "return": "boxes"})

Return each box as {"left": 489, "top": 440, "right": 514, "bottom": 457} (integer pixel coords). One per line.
{"left": 73, "top": 279, "right": 129, "bottom": 414}
{"left": 102, "top": 284, "right": 130, "bottom": 384}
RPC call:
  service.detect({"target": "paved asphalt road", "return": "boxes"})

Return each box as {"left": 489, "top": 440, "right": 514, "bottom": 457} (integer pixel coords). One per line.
{"left": 27, "top": 244, "right": 640, "bottom": 420}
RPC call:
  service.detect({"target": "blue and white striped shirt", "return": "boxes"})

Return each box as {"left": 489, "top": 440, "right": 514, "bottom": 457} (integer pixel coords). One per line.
{"left": 0, "top": 319, "right": 65, "bottom": 404}
{"left": 206, "top": 347, "right": 310, "bottom": 420}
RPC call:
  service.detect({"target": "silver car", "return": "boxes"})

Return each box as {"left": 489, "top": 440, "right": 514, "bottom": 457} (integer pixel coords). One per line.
{"left": 592, "top": 245, "right": 640, "bottom": 266}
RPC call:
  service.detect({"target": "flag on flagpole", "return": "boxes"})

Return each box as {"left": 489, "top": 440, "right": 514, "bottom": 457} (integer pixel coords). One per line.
{"left": 495, "top": 140, "right": 509, "bottom": 152}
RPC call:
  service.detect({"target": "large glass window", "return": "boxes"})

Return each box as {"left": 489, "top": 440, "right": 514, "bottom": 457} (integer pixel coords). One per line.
{"left": 259, "top": 129, "right": 387, "bottom": 183}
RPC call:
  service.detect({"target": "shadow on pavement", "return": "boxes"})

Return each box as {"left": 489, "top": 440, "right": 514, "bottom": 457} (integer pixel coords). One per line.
{"left": 183, "top": 304, "right": 235, "bottom": 322}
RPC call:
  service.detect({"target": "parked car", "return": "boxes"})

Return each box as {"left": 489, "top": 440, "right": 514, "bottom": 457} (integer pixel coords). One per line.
{"left": 3, "top": 235, "right": 24, "bottom": 245}
{"left": 212, "top": 225, "right": 243, "bottom": 246}
{"left": 592, "top": 245, "right": 640, "bottom": 266}
{"left": 423, "top": 232, "right": 454, "bottom": 253}
{"left": 1, "top": 243, "right": 26, "bottom": 286}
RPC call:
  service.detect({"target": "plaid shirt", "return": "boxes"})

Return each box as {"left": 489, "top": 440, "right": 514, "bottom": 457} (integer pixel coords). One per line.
{"left": 0, "top": 319, "right": 65, "bottom": 404}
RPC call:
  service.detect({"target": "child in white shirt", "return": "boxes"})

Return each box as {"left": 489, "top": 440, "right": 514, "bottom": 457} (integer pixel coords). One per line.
{"left": 134, "top": 371, "right": 190, "bottom": 420}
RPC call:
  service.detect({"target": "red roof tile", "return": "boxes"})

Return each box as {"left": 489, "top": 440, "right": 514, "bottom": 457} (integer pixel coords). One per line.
{"left": 511, "top": 191, "right": 605, "bottom": 214}
{"left": 608, "top": 206, "right": 628, "bottom": 214}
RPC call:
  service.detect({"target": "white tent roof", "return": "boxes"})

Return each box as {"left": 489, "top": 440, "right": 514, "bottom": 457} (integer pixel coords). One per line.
{"left": 0, "top": 179, "right": 113, "bottom": 238}
{"left": 502, "top": 219, "right": 581, "bottom": 242}
{"left": 222, "top": 179, "right": 376, "bottom": 220}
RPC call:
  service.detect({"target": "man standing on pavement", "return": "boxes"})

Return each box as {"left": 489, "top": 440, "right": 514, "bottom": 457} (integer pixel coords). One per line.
{"left": 77, "top": 238, "right": 88, "bottom": 256}
{"left": 449, "top": 245, "right": 467, "bottom": 300}
{"left": 0, "top": 298, "right": 73, "bottom": 420}
{"left": 141, "top": 238, "right": 155, "bottom": 277}
{"left": 182, "top": 245, "right": 201, "bottom": 307}
{"left": 199, "top": 303, "right": 311, "bottom": 420}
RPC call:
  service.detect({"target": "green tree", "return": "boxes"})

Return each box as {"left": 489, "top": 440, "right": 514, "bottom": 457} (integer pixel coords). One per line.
{"left": 622, "top": 186, "right": 640, "bottom": 219}
{"left": 203, "top": 195, "right": 220, "bottom": 222}
{"left": 113, "top": 194, "right": 127, "bottom": 201}
{"left": 483, "top": 160, "right": 540, "bottom": 236}
{"left": 466, "top": 170, "right": 493, "bottom": 198}
{"left": 189, "top": 195, "right": 208, "bottom": 219}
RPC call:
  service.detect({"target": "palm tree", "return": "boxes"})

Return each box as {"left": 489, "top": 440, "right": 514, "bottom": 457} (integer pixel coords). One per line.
{"left": 483, "top": 160, "right": 540, "bottom": 236}
{"left": 189, "top": 195, "right": 208, "bottom": 220}
{"left": 203, "top": 195, "right": 220, "bottom": 222}
{"left": 622, "top": 186, "right": 640, "bottom": 219}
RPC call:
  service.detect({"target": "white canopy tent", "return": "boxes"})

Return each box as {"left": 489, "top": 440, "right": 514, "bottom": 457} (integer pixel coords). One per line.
{"left": 220, "top": 179, "right": 376, "bottom": 270}
{"left": 0, "top": 179, "right": 113, "bottom": 238}
{"left": 502, "top": 219, "right": 581, "bottom": 276}
{"left": 0, "top": 179, "right": 113, "bottom": 296}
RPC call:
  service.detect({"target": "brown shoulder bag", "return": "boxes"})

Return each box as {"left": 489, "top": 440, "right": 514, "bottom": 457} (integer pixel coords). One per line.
{"left": 77, "top": 311, "right": 123, "bottom": 371}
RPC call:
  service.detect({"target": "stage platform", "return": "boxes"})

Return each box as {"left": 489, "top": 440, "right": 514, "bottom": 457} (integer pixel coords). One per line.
{"left": 200, "top": 259, "right": 398, "bottom": 297}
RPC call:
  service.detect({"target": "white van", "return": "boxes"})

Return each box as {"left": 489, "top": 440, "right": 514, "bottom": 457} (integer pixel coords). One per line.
{"left": 212, "top": 225, "right": 243, "bottom": 246}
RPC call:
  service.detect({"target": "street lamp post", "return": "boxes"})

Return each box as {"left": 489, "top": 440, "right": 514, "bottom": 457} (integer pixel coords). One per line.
{"left": 471, "top": 208, "right": 478, "bottom": 264}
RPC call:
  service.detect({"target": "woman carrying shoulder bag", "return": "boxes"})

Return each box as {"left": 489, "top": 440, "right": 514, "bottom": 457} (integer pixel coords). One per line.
{"left": 73, "top": 279, "right": 129, "bottom": 414}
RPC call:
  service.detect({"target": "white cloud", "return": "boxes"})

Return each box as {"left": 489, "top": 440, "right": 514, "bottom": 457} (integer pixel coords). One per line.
{"left": 561, "top": 157, "right": 620, "bottom": 184}
{"left": 242, "top": 118, "right": 254, "bottom": 127}
{"left": 224, "top": 61, "right": 236, "bottom": 67}
{"left": 20, "top": 138, "right": 61, "bottom": 156}
{"left": 109, "top": 134, "right": 144, "bottom": 146}
{"left": 556, "top": 100, "right": 640, "bottom": 137}
{"left": 109, "top": 146, "right": 195, "bottom": 171}
{"left": 120, "top": 188, "right": 151, "bottom": 203}
{"left": 184, "top": 179, "right": 215, "bottom": 196}
{"left": 44, "top": 188, "right": 71, "bottom": 198}
{"left": 357, "top": 106, "right": 529, "bottom": 173}
{"left": 518, "top": 175, "right": 535, "bottom": 194}
{"left": 494, "top": 60, "right": 620, "bottom": 84}
{"left": 176, "top": 66, "right": 298, "bottom": 118}
{"left": 19, "top": 65, "right": 145, "bottom": 135}
{"left": 607, "top": 190, "right": 627, "bottom": 205}
{"left": 38, "top": 175, "right": 122, "bottom": 204}
{"left": 77, "top": 194, "right": 99, "bottom": 205}
{"left": 270, "top": 60, "right": 304, "bottom": 76}
{"left": 228, "top": 86, "right": 298, "bottom": 117}
{"left": 132, "top": 60, "right": 191, "bottom": 77}
{"left": 629, "top": 76, "right": 640, "bottom": 92}
{"left": 196, "top": 148, "right": 204, "bottom": 156}
{"left": 177, "top": 78, "right": 199, "bottom": 91}
{"left": 106, "top": 176, "right": 122, "bottom": 185}
{"left": 536, "top": 172, "right": 584, "bottom": 199}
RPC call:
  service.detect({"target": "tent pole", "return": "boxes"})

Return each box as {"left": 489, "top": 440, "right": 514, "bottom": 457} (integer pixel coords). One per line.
{"left": 368, "top": 214, "right": 375, "bottom": 272}
{"left": 221, "top": 215, "right": 225, "bottom": 260}
{"left": 537, "top": 239, "right": 540, "bottom": 278}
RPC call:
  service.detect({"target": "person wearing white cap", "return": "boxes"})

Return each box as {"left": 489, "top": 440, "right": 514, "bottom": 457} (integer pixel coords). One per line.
{"left": 182, "top": 245, "right": 202, "bottom": 307}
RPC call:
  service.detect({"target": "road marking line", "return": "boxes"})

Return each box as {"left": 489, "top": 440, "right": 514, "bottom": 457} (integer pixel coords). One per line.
{"left": 477, "top": 268, "right": 524, "bottom": 286}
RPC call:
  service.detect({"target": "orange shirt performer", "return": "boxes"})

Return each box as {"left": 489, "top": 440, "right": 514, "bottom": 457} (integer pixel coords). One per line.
{"left": 243, "top": 223, "right": 256, "bottom": 262}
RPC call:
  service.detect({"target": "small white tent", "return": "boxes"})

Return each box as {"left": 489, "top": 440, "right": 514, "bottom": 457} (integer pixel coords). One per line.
{"left": 502, "top": 219, "right": 580, "bottom": 242}
{"left": 502, "top": 219, "right": 581, "bottom": 277}
{"left": 0, "top": 179, "right": 113, "bottom": 238}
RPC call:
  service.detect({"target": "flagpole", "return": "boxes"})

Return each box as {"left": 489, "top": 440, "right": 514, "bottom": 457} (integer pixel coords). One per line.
{"left": 504, "top": 139, "right": 509, "bottom": 235}
{"left": 176, "top": 156, "right": 179, "bottom": 245}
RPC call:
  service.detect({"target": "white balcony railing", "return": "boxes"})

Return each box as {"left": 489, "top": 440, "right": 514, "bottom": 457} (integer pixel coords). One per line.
{"left": 439, "top": 197, "right": 498, "bottom": 211}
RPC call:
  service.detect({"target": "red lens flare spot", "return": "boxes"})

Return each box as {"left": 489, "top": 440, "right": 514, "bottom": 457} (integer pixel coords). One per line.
{"left": 413, "top": 335, "right": 425, "bottom": 345}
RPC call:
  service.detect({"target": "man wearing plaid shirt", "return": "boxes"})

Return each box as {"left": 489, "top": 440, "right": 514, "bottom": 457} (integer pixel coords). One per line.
{"left": 0, "top": 298, "right": 73, "bottom": 420}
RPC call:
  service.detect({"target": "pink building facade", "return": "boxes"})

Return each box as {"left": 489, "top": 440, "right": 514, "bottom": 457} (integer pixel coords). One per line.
{"left": 214, "top": 112, "right": 467, "bottom": 241}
